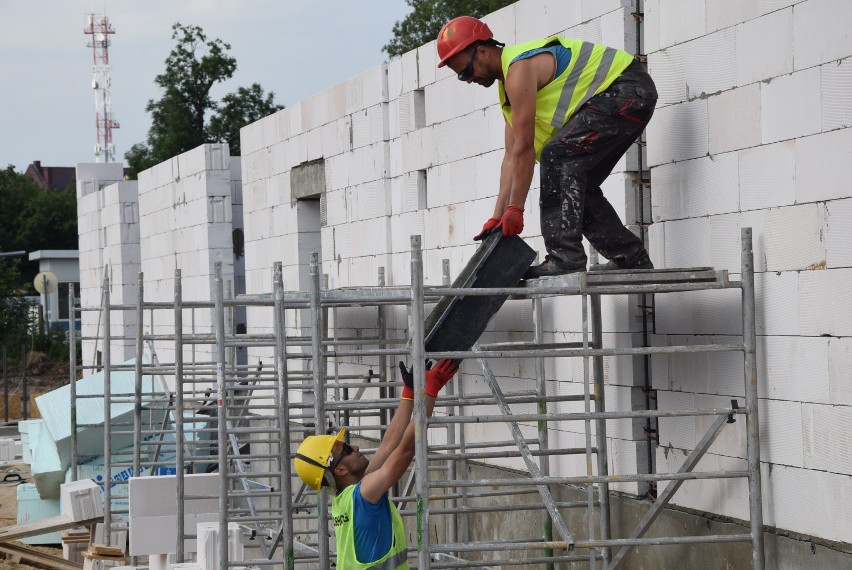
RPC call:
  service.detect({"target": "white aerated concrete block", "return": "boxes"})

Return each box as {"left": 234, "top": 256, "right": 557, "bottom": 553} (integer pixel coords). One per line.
{"left": 708, "top": 85, "right": 760, "bottom": 155}
{"left": 196, "top": 522, "right": 243, "bottom": 570}
{"left": 763, "top": 203, "right": 826, "bottom": 271}
{"left": 754, "top": 270, "right": 800, "bottom": 336}
{"left": 803, "top": 403, "right": 852, "bottom": 474}
{"left": 799, "top": 268, "right": 852, "bottom": 337}
{"left": 739, "top": 141, "right": 796, "bottom": 210}
{"left": 736, "top": 8, "right": 794, "bottom": 85}
{"left": 646, "top": 98, "right": 709, "bottom": 166}
{"left": 825, "top": 199, "right": 852, "bottom": 268}
{"left": 657, "top": 0, "right": 705, "bottom": 49}
{"left": 763, "top": 463, "right": 852, "bottom": 543}
{"left": 829, "top": 337, "right": 852, "bottom": 406}
{"left": 60, "top": 479, "right": 104, "bottom": 522}
{"left": 793, "top": 0, "right": 852, "bottom": 71}
{"left": 821, "top": 57, "right": 852, "bottom": 131}
{"left": 796, "top": 128, "right": 852, "bottom": 203}
{"left": 684, "top": 28, "right": 737, "bottom": 100}
{"left": 761, "top": 67, "right": 821, "bottom": 144}
{"left": 663, "top": 218, "right": 711, "bottom": 267}
{"left": 758, "top": 336, "right": 830, "bottom": 403}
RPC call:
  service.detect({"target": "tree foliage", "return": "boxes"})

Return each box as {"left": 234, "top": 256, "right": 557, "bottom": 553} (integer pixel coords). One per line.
{"left": 0, "top": 258, "right": 33, "bottom": 348}
{"left": 126, "top": 24, "right": 282, "bottom": 177}
{"left": 207, "top": 83, "right": 282, "bottom": 156}
{"left": 383, "top": 0, "right": 517, "bottom": 58}
{"left": 0, "top": 166, "right": 77, "bottom": 289}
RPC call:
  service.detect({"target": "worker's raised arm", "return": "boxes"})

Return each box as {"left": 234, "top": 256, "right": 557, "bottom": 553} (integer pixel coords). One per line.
{"left": 359, "top": 359, "right": 458, "bottom": 503}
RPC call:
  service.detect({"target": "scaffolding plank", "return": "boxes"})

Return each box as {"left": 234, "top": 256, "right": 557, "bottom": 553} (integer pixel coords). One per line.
{"left": 0, "top": 514, "right": 101, "bottom": 543}
{"left": 424, "top": 233, "right": 536, "bottom": 353}
{"left": 0, "top": 542, "right": 83, "bottom": 570}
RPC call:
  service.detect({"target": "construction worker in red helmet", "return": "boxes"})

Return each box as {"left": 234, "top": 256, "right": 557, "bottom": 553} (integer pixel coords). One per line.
{"left": 437, "top": 16, "right": 658, "bottom": 278}
{"left": 294, "top": 359, "right": 458, "bottom": 569}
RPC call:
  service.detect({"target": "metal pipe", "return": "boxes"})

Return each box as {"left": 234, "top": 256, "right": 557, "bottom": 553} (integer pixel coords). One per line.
{"left": 68, "top": 284, "right": 78, "bottom": 480}
{"left": 410, "top": 235, "right": 430, "bottom": 569}
{"left": 175, "top": 269, "right": 186, "bottom": 562}
{"left": 214, "top": 262, "right": 229, "bottom": 568}
{"left": 590, "top": 291, "right": 611, "bottom": 564}
{"left": 741, "top": 227, "right": 765, "bottom": 569}
{"left": 309, "top": 252, "right": 330, "bottom": 568}
{"left": 274, "top": 263, "right": 295, "bottom": 569}
{"left": 102, "top": 274, "right": 112, "bottom": 544}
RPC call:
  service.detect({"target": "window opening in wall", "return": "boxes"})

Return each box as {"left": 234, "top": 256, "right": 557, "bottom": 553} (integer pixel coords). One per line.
{"left": 413, "top": 88, "right": 426, "bottom": 130}
{"left": 417, "top": 169, "right": 427, "bottom": 210}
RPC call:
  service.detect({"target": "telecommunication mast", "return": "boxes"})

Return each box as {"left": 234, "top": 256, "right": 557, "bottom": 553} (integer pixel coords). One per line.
{"left": 84, "top": 14, "right": 120, "bottom": 163}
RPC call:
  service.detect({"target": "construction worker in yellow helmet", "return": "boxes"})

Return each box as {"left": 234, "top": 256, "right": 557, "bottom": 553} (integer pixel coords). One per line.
{"left": 294, "top": 359, "right": 459, "bottom": 570}
{"left": 437, "top": 16, "right": 658, "bottom": 279}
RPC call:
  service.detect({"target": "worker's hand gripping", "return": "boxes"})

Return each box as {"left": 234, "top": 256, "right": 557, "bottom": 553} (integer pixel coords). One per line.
{"left": 398, "top": 359, "right": 460, "bottom": 400}
{"left": 500, "top": 205, "right": 524, "bottom": 236}
{"left": 473, "top": 217, "right": 502, "bottom": 241}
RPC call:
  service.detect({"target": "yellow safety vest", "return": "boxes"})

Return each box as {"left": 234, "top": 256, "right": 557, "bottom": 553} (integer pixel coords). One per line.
{"left": 333, "top": 485, "right": 409, "bottom": 570}
{"left": 498, "top": 36, "right": 635, "bottom": 160}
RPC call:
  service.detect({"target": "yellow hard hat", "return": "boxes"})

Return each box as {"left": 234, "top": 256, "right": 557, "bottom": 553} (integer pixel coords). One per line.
{"left": 294, "top": 428, "right": 346, "bottom": 491}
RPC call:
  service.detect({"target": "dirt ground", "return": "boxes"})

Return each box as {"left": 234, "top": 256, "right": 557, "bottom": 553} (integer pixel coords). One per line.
{"left": 0, "top": 463, "right": 66, "bottom": 570}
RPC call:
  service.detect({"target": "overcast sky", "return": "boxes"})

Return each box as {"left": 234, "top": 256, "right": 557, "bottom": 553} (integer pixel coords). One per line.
{"left": 0, "top": 0, "right": 413, "bottom": 173}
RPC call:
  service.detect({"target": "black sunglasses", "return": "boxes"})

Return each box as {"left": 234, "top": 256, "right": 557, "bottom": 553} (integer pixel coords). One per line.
{"left": 330, "top": 442, "right": 354, "bottom": 471}
{"left": 457, "top": 45, "right": 479, "bottom": 81}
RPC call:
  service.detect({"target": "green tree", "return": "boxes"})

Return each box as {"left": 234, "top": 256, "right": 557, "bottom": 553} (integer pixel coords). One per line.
{"left": 0, "top": 258, "right": 33, "bottom": 348}
{"left": 0, "top": 166, "right": 77, "bottom": 288}
{"left": 383, "top": 0, "right": 516, "bottom": 58}
{"left": 126, "top": 24, "right": 282, "bottom": 177}
{"left": 207, "top": 83, "right": 283, "bottom": 156}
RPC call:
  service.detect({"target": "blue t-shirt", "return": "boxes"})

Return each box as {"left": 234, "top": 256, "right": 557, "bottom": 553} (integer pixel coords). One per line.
{"left": 352, "top": 482, "right": 394, "bottom": 563}
{"left": 511, "top": 44, "right": 572, "bottom": 80}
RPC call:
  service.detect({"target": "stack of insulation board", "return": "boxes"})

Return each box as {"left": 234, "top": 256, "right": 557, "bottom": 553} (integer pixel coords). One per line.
{"left": 35, "top": 357, "right": 167, "bottom": 472}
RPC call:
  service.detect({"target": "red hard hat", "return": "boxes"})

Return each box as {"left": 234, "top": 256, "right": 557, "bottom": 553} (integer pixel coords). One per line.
{"left": 436, "top": 16, "right": 493, "bottom": 68}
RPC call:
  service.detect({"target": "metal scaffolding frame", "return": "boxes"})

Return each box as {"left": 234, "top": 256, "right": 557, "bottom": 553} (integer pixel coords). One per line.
{"left": 68, "top": 227, "right": 764, "bottom": 569}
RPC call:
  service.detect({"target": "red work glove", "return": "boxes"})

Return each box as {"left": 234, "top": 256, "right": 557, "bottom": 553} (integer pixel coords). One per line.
{"left": 425, "top": 359, "right": 459, "bottom": 397}
{"left": 500, "top": 205, "right": 524, "bottom": 236}
{"left": 399, "top": 360, "right": 431, "bottom": 400}
{"left": 398, "top": 359, "right": 459, "bottom": 399}
{"left": 473, "top": 217, "right": 501, "bottom": 241}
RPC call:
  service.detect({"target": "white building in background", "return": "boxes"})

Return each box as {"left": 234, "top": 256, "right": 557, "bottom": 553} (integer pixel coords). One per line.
{"left": 28, "top": 250, "right": 80, "bottom": 331}
{"left": 75, "top": 0, "right": 852, "bottom": 559}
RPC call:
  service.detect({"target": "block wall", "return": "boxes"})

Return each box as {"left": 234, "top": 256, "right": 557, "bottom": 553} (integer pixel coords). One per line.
{"left": 136, "top": 144, "right": 240, "bottom": 379}
{"left": 645, "top": 0, "right": 852, "bottom": 543}
{"left": 75, "top": 163, "right": 132, "bottom": 366}
{"left": 240, "top": 0, "right": 653, "bottom": 492}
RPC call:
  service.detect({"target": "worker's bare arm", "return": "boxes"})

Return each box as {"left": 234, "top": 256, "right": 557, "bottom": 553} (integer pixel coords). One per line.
{"left": 494, "top": 122, "right": 515, "bottom": 217}
{"left": 365, "top": 397, "right": 413, "bottom": 475}
{"left": 360, "top": 396, "right": 437, "bottom": 503}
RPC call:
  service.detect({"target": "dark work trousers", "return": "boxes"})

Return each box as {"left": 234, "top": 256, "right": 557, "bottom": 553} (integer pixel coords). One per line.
{"left": 539, "top": 60, "right": 658, "bottom": 268}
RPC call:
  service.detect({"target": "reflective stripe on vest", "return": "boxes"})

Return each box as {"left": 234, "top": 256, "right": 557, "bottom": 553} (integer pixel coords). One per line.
{"left": 551, "top": 42, "right": 620, "bottom": 127}
{"left": 371, "top": 549, "right": 409, "bottom": 570}
{"left": 498, "top": 36, "right": 634, "bottom": 160}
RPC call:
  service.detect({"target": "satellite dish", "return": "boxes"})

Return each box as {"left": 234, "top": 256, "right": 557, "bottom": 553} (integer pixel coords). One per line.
{"left": 34, "top": 271, "right": 58, "bottom": 295}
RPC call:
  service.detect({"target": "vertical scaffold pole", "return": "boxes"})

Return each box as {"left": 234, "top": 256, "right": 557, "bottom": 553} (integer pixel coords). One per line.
{"left": 741, "top": 228, "right": 765, "bottom": 570}
{"left": 214, "top": 263, "right": 229, "bottom": 569}
{"left": 175, "top": 269, "right": 186, "bottom": 562}
{"left": 134, "top": 274, "right": 144, "bottom": 481}
{"left": 309, "top": 252, "right": 330, "bottom": 567}
{"left": 590, "top": 292, "right": 611, "bottom": 565}
{"left": 274, "top": 263, "right": 296, "bottom": 569}
{"left": 410, "top": 236, "right": 429, "bottom": 570}
{"left": 102, "top": 274, "right": 112, "bottom": 544}
{"left": 532, "top": 295, "right": 554, "bottom": 567}
{"left": 69, "top": 283, "right": 78, "bottom": 481}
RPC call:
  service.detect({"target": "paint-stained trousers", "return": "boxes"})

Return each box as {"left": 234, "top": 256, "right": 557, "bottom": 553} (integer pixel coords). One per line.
{"left": 539, "top": 60, "right": 658, "bottom": 269}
